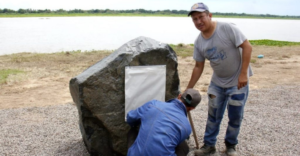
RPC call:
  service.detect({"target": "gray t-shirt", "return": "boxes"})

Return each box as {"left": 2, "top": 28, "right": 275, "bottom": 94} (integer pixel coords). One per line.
{"left": 193, "top": 21, "right": 253, "bottom": 88}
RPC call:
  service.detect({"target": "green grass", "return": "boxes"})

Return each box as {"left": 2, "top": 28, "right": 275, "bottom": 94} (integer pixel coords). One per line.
{"left": 169, "top": 40, "right": 300, "bottom": 57}
{"left": 1, "top": 40, "right": 298, "bottom": 64}
{"left": 250, "top": 59, "right": 257, "bottom": 63}
{"left": 0, "top": 69, "right": 24, "bottom": 84}
{"left": 169, "top": 43, "right": 194, "bottom": 58}
{"left": 6, "top": 50, "right": 112, "bottom": 64}
{"left": 249, "top": 40, "right": 300, "bottom": 46}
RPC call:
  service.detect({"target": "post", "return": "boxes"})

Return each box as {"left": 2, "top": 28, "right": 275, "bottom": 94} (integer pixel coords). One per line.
{"left": 187, "top": 111, "right": 199, "bottom": 149}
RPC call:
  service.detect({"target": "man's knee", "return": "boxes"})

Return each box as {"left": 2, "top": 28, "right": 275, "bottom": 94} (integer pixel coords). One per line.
{"left": 175, "top": 141, "right": 189, "bottom": 156}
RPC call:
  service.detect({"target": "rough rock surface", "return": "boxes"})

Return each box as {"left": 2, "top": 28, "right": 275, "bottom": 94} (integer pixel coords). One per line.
{"left": 69, "top": 36, "right": 180, "bottom": 155}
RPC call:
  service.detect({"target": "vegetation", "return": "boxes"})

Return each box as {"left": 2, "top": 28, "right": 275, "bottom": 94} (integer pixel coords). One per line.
{"left": 0, "top": 69, "right": 24, "bottom": 84}
{"left": 249, "top": 40, "right": 300, "bottom": 46}
{"left": 0, "top": 39, "right": 299, "bottom": 84}
{"left": 0, "top": 8, "right": 299, "bottom": 19}
{"left": 169, "top": 44, "right": 194, "bottom": 58}
{"left": 250, "top": 59, "right": 257, "bottom": 63}
{"left": 171, "top": 40, "right": 300, "bottom": 57}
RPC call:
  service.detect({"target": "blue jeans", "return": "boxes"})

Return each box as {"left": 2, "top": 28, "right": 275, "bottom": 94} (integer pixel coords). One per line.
{"left": 204, "top": 81, "right": 249, "bottom": 146}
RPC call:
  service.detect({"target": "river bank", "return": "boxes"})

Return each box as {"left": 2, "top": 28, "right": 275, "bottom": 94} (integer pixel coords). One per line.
{"left": 0, "top": 44, "right": 300, "bottom": 109}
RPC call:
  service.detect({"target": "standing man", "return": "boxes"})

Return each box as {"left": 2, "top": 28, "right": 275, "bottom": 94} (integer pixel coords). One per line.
{"left": 186, "top": 2, "right": 253, "bottom": 156}
{"left": 126, "top": 89, "right": 201, "bottom": 156}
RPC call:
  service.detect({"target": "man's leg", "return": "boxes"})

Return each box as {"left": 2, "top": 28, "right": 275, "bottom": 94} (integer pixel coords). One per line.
{"left": 127, "top": 127, "right": 139, "bottom": 149}
{"left": 224, "top": 84, "right": 249, "bottom": 156}
{"left": 225, "top": 84, "right": 249, "bottom": 145}
{"left": 203, "top": 82, "right": 228, "bottom": 146}
{"left": 175, "top": 141, "right": 189, "bottom": 156}
{"left": 195, "top": 82, "right": 228, "bottom": 156}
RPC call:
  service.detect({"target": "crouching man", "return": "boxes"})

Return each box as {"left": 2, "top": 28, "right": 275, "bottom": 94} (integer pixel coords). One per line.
{"left": 126, "top": 89, "right": 201, "bottom": 156}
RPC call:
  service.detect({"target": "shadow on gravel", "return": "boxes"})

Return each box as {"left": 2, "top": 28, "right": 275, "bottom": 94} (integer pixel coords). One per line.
{"left": 55, "top": 139, "right": 89, "bottom": 156}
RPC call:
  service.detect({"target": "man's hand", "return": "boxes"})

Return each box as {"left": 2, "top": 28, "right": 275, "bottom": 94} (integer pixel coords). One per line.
{"left": 238, "top": 40, "right": 252, "bottom": 90}
{"left": 238, "top": 73, "right": 248, "bottom": 89}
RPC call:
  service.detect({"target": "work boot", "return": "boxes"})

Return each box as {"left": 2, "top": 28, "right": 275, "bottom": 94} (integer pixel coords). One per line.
{"left": 225, "top": 142, "right": 238, "bottom": 156}
{"left": 194, "top": 144, "right": 216, "bottom": 156}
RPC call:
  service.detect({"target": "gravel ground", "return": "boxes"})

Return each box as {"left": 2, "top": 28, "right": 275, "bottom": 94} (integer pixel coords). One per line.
{"left": 188, "top": 85, "right": 300, "bottom": 156}
{"left": 0, "top": 104, "right": 89, "bottom": 156}
{"left": 1, "top": 85, "right": 299, "bottom": 156}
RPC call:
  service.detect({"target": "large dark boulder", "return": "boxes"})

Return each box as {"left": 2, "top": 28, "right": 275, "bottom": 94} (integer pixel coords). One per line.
{"left": 69, "top": 36, "right": 180, "bottom": 156}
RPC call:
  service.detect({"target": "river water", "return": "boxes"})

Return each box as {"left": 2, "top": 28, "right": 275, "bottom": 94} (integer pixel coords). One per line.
{"left": 0, "top": 17, "right": 299, "bottom": 55}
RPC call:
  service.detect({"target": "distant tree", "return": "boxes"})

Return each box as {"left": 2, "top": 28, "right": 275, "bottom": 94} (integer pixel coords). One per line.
{"left": 18, "top": 9, "right": 26, "bottom": 14}
{"left": 138, "top": 9, "right": 146, "bottom": 13}
{"left": 70, "top": 9, "right": 85, "bottom": 13}
{"left": 162, "top": 9, "right": 171, "bottom": 14}
{"left": 26, "top": 9, "right": 36, "bottom": 13}
{"left": 0, "top": 8, "right": 299, "bottom": 19}
{"left": 171, "top": 10, "right": 178, "bottom": 14}
{"left": 104, "top": 9, "right": 111, "bottom": 13}
{"left": 37, "top": 9, "right": 45, "bottom": 13}
{"left": 178, "top": 10, "right": 188, "bottom": 14}
{"left": 93, "top": 9, "right": 101, "bottom": 13}
{"left": 45, "top": 9, "right": 51, "bottom": 13}
{"left": 2, "top": 8, "right": 15, "bottom": 13}
{"left": 56, "top": 9, "right": 66, "bottom": 13}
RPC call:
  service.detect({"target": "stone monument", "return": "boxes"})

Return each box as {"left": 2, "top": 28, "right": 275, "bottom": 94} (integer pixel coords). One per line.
{"left": 69, "top": 36, "right": 180, "bottom": 155}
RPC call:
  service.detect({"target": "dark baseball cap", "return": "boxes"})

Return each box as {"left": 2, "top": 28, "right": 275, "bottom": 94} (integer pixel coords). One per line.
{"left": 188, "top": 2, "right": 209, "bottom": 16}
{"left": 181, "top": 88, "right": 201, "bottom": 107}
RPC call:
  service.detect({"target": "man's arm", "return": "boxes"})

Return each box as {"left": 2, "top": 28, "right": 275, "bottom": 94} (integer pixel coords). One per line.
{"left": 126, "top": 101, "right": 153, "bottom": 127}
{"left": 238, "top": 39, "right": 252, "bottom": 89}
{"left": 186, "top": 61, "right": 205, "bottom": 89}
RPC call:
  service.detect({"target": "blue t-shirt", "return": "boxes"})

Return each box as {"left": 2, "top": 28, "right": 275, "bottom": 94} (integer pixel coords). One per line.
{"left": 126, "top": 99, "right": 192, "bottom": 156}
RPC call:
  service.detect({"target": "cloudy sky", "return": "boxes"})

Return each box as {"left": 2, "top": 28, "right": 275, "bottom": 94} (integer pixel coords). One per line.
{"left": 1, "top": 0, "right": 299, "bottom": 16}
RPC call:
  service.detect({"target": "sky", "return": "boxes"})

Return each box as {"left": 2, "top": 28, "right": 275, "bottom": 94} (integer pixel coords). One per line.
{"left": 1, "top": 0, "right": 299, "bottom": 16}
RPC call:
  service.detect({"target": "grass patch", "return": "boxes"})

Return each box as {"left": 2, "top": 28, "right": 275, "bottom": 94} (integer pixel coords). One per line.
{"left": 6, "top": 50, "right": 112, "bottom": 64}
{"left": 250, "top": 59, "right": 257, "bottom": 63}
{"left": 0, "top": 69, "right": 24, "bottom": 84}
{"left": 249, "top": 40, "right": 300, "bottom": 46}
{"left": 169, "top": 43, "right": 194, "bottom": 58}
{"left": 169, "top": 40, "right": 300, "bottom": 58}
{"left": 0, "top": 40, "right": 297, "bottom": 71}
{"left": 0, "top": 50, "right": 113, "bottom": 79}
{"left": 168, "top": 40, "right": 300, "bottom": 58}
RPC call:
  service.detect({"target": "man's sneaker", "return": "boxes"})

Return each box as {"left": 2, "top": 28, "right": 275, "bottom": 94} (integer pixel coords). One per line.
{"left": 194, "top": 144, "right": 216, "bottom": 156}
{"left": 225, "top": 143, "right": 237, "bottom": 156}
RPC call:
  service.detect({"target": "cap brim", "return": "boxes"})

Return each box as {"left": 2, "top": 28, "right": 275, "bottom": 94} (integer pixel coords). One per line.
{"left": 188, "top": 9, "right": 206, "bottom": 16}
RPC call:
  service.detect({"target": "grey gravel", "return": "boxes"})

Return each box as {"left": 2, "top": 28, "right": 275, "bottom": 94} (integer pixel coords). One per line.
{"left": 187, "top": 85, "right": 300, "bottom": 156}
{"left": 0, "top": 103, "right": 89, "bottom": 156}
{"left": 1, "top": 85, "right": 299, "bottom": 156}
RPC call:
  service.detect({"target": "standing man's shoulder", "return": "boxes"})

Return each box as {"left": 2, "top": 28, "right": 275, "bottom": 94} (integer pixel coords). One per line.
{"left": 217, "top": 21, "right": 247, "bottom": 47}
{"left": 217, "top": 21, "right": 239, "bottom": 31}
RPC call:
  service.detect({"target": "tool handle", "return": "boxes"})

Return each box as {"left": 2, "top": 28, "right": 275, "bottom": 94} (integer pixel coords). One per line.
{"left": 188, "top": 111, "right": 199, "bottom": 149}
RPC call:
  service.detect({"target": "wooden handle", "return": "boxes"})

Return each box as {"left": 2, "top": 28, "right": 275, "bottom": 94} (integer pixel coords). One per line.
{"left": 188, "top": 111, "right": 199, "bottom": 149}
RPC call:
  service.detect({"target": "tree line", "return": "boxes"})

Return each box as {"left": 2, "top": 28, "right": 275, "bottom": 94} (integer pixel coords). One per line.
{"left": 1, "top": 8, "right": 299, "bottom": 19}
